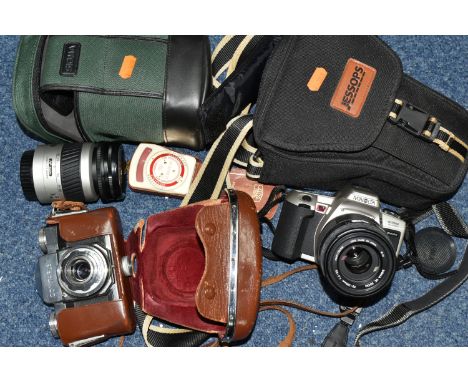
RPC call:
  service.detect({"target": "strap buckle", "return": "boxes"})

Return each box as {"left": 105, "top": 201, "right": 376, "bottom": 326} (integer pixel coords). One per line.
{"left": 388, "top": 99, "right": 441, "bottom": 142}
{"left": 339, "top": 306, "right": 362, "bottom": 326}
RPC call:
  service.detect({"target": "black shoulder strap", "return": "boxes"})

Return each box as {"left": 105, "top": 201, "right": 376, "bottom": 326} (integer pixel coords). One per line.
{"left": 354, "top": 202, "right": 468, "bottom": 346}
{"left": 181, "top": 114, "right": 254, "bottom": 205}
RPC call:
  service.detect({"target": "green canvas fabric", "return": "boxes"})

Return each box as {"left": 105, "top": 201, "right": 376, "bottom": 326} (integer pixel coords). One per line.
{"left": 41, "top": 36, "right": 168, "bottom": 96}
{"left": 13, "top": 35, "right": 64, "bottom": 142}
{"left": 78, "top": 93, "right": 164, "bottom": 142}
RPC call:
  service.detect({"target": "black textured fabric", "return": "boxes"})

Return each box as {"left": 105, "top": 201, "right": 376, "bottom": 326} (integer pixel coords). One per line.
{"left": 188, "top": 114, "right": 253, "bottom": 204}
{"left": 433, "top": 202, "right": 468, "bottom": 238}
{"left": 252, "top": 36, "right": 468, "bottom": 210}
{"left": 200, "top": 36, "right": 277, "bottom": 145}
{"left": 414, "top": 228, "right": 457, "bottom": 276}
{"left": 255, "top": 36, "right": 402, "bottom": 152}
{"left": 212, "top": 35, "right": 247, "bottom": 76}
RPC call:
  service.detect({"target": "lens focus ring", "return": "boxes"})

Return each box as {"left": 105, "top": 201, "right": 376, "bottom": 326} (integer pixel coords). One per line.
{"left": 20, "top": 150, "right": 37, "bottom": 201}
{"left": 60, "top": 144, "right": 85, "bottom": 201}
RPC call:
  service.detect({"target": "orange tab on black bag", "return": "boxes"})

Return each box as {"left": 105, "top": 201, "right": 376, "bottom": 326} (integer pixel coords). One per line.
{"left": 330, "top": 58, "right": 377, "bottom": 118}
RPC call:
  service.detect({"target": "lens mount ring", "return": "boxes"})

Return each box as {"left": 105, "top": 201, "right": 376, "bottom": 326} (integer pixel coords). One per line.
{"left": 318, "top": 220, "right": 396, "bottom": 299}
{"left": 94, "top": 143, "right": 125, "bottom": 202}
{"left": 95, "top": 143, "right": 110, "bottom": 201}
{"left": 57, "top": 244, "right": 111, "bottom": 298}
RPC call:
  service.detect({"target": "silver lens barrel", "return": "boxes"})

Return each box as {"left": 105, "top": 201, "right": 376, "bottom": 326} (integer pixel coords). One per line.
{"left": 32, "top": 144, "right": 65, "bottom": 203}
{"left": 80, "top": 143, "right": 98, "bottom": 201}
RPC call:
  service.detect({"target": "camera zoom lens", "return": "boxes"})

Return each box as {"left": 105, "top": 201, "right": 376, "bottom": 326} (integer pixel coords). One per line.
{"left": 318, "top": 219, "right": 396, "bottom": 300}
{"left": 71, "top": 259, "right": 92, "bottom": 281}
{"left": 343, "top": 246, "right": 372, "bottom": 274}
{"left": 20, "top": 143, "right": 126, "bottom": 204}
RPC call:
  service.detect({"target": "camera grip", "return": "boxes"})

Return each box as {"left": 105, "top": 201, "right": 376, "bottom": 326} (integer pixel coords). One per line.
{"left": 272, "top": 201, "right": 314, "bottom": 262}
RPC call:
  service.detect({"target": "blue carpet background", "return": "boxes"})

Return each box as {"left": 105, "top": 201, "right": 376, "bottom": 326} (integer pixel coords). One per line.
{"left": 0, "top": 36, "right": 466, "bottom": 347}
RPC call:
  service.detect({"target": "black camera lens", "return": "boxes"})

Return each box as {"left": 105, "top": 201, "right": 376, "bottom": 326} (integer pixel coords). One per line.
{"left": 343, "top": 246, "right": 372, "bottom": 274}
{"left": 318, "top": 218, "right": 396, "bottom": 300}
{"left": 20, "top": 143, "right": 126, "bottom": 204}
{"left": 71, "top": 259, "right": 92, "bottom": 281}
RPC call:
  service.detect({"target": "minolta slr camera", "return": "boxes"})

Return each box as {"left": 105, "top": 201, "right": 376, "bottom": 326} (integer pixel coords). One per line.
{"left": 272, "top": 187, "right": 406, "bottom": 301}
{"left": 35, "top": 206, "right": 135, "bottom": 346}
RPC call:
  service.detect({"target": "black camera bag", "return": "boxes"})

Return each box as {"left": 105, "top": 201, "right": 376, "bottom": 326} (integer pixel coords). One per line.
{"left": 199, "top": 36, "right": 468, "bottom": 211}
{"left": 252, "top": 36, "right": 468, "bottom": 210}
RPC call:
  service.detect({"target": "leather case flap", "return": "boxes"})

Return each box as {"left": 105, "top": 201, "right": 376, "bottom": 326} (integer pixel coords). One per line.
{"left": 255, "top": 36, "right": 403, "bottom": 153}
{"left": 195, "top": 191, "right": 262, "bottom": 341}
{"left": 194, "top": 203, "right": 230, "bottom": 324}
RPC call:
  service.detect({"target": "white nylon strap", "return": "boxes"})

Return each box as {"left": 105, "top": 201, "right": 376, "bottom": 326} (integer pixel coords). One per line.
{"left": 211, "top": 35, "right": 255, "bottom": 88}
{"left": 181, "top": 114, "right": 254, "bottom": 206}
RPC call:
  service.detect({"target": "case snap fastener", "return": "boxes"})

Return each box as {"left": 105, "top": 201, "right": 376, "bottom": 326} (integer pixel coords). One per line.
{"left": 204, "top": 223, "right": 216, "bottom": 235}
{"left": 203, "top": 283, "right": 216, "bottom": 299}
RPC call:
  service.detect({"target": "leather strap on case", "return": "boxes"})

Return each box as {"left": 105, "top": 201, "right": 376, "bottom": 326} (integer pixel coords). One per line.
{"left": 195, "top": 190, "right": 262, "bottom": 342}
{"left": 354, "top": 201, "right": 468, "bottom": 346}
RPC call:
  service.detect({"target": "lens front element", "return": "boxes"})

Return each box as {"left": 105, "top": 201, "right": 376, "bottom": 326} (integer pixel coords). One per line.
{"left": 343, "top": 246, "right": 373, "bottom": 274}
{"left": 58, "top": 245, "right": 111, "bottom": 298}
{"left": 319, "top": 220, "right": 396, "bottom": 300}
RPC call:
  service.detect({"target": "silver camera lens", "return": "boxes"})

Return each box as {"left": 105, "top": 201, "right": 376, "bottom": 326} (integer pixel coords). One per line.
{"left": 20, "top": 143, "right": 126, "bottom": 204}
{"left": 57, "top": 245, "right": 111, "bottom": 298}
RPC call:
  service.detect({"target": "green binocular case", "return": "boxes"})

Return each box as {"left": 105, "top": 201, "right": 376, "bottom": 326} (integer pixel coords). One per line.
{"left": 13, "top": 35, "right": 212, "bottom": 150}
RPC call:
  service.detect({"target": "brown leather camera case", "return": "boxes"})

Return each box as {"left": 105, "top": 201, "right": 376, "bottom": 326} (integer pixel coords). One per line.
{"left": 126, "top": 191, "right": 262, "bottom": 342}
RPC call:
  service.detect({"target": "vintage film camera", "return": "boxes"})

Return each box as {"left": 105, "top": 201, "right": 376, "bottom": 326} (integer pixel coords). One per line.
{"left": 35, "top": 206, "right": 135, "bottom": 346}
{"left": 272, "top": 187, "right": 406, "bottom": 301}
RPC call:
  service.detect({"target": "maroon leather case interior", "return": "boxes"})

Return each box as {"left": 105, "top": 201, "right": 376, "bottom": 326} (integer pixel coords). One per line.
{"left": 126, "top": 202, "right": 225, "bottom": 334}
